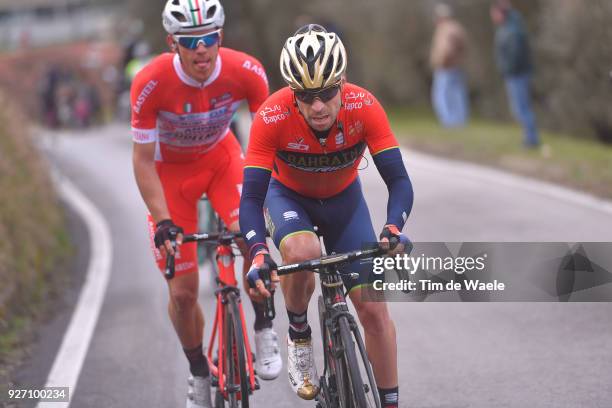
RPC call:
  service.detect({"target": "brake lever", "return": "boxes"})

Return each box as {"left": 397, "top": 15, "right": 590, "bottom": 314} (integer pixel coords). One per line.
{"left": 388, "top": 236, "right": 400, "bottom": 251}
{"left": 260, "top": 265, "right": 276, "bottom": 320}
{"left": 164, "top": 241, "right": 177, "bottom": 280}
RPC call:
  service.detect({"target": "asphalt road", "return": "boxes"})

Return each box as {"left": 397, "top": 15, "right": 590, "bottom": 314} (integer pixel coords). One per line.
{"left": 16, "top": 123, "right": 612, "bottom": 408}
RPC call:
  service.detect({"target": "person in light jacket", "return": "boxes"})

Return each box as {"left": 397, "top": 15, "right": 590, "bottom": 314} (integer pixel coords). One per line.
{"left": 430, "top": 3, "right": 469, "bottom": 127}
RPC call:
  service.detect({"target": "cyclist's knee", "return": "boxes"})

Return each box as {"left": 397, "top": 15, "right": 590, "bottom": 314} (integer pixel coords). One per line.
{"left": 354, "top": 301, "right": 392, "bottom": 335}
{"left": 280, "top": 232, "right": 320, "bottom": 263}
{"left": 169, "top": 286, "right": 198, "bottom": 312}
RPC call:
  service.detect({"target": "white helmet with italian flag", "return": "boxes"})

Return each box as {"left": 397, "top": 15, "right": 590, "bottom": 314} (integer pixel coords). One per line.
{"left": 162, "top": 0, "right": 225, "bottom": 35}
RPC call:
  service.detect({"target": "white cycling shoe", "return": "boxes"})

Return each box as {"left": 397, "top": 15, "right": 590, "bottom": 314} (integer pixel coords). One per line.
{"left": 287, "top": 336, "right": 319, "bottom": 400}
{"left": 254, "top": 327, "right": 283, "bottom": 380}
{"left": 186, "top": 375, "right": 213, "bottom": 408}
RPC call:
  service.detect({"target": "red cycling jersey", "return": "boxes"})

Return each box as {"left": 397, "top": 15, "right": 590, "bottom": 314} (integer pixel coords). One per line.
{"left": 131, "top": 47, "right": 268, "bottom": 163}
{"left": 131, "top": 47, "right": 268, "bottom": 276}
{"left": 245, "top": 83, "right": 399, "bottom": 198}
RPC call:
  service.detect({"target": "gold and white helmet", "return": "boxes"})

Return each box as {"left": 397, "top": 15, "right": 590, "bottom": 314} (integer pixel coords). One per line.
{"left": 280, "top": 24, "right": 347, "bottom": 91}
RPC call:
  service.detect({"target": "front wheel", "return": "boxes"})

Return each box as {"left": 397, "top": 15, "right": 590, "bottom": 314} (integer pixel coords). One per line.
{"left": 224, "top": 292, "right": 250, "bottom": 408}
{"left": 336, "top": 316, "right": 380, "bottom": 408}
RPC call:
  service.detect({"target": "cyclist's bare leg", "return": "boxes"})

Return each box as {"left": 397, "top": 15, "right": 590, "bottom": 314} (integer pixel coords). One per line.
{"left": 227, "top": 220, "right": 249, "bottom": 277}
{"left": 278, "top": 232, "right": 321, "bottom": 313}
{"left": 279, "top": 231, "right": 321, "bottom": 398}
{"left": 167, "top": 271, "right": 204, "bottom": 349}
{"left": 348, "top": 289, "right": 397, "bottom": 388}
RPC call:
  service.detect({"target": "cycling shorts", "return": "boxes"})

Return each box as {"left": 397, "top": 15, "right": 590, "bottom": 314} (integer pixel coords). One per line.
{"left": 264, "top": 177, "right": 379, "bottom": 292}
{"left": 148, "top": 133, "right": 244, "bottom": 277}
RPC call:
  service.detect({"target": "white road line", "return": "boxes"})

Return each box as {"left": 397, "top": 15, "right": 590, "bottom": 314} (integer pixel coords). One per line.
{"left": 36, "top": 175, "right": 112, "bottom": 408}
{"left": 403, "top": 149, "right": 612, "bottom": 216}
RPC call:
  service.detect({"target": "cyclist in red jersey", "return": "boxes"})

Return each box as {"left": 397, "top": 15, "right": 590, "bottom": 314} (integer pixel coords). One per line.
{"left": 131, "top": 1, "right": 281, "bottom": 407}
{"left": 240, "top": 25, "right": 413, "bottom": 407}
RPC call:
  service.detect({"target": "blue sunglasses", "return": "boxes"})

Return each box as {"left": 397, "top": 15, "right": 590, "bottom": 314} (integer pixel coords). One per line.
{"left": 174, "top": 30, "right": 221, "bottom": 50}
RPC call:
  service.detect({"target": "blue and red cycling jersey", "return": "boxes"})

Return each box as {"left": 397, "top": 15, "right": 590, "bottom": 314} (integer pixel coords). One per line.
{"left": 241, "top": 83, "right": 413, "bottom": 258}
{"left": 244, "top": 83, "right": 400, "bottom": 199}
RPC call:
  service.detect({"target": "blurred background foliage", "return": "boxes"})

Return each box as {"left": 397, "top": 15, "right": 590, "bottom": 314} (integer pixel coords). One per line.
{"left": 0, "top": 0, "right": 611, "bottom": 142}
{"left": 129, "top": 0, "right": 610, "bottom": 144}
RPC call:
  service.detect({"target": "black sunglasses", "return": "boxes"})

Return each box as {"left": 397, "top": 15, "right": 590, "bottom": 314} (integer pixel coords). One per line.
{"left": 294, "top": 85, "right": 341, "bottom": 104}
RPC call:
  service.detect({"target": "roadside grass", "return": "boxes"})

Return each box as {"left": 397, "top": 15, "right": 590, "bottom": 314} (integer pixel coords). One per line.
{"left": 388, "top": 108, "right": 612, "bottom": 199}
{"left": 0, "top": 93, "right": 72, "bottom": 394}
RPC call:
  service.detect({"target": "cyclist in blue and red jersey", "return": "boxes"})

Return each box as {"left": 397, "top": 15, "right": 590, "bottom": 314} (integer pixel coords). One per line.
{"left": 131, "top": 1, "right": 281, "bottom": 406}
{"left": 240, "top": 24, "right": 413, "bottom": 407}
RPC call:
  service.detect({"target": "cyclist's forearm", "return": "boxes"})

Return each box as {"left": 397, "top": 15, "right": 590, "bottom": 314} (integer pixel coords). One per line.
{"left": 239, "top": 167, "right": 272, "bottom": 258}
{"left": 385, "top": 176, "right": 413, "bottom": 228}
{"left": 372, "top": 147, "right": 414, "bottom": 229}
{"left": 133, "top": 152, "right": 170, "bottom": 223}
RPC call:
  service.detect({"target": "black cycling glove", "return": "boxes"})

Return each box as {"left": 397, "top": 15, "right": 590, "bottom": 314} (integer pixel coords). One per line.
{"left": 154, "top": 219, "right": 184, "bottom": 249}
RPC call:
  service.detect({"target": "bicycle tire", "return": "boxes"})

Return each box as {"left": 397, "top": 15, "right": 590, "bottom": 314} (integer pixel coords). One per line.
{"left": 317, "top": 296, "right": 332, "bottom": 408}
{"left": 224, "top": 291, "right": 250, "bottom": 408}
{"left": 353, "top": 327, "right": 382, "bottom": 407}
{"left": 337, "top": 316, "right": 369, "bottom": 408}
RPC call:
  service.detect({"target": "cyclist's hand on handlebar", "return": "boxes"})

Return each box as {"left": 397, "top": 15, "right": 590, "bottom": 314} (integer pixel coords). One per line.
{"left": 379, "top": 224, "right": 411, "bottom": 256}
{"left": 154, "top": 219, "right": 184, "bottom": 256}
{"left": 246, "top": 250, "right": 279, "bottom": 301}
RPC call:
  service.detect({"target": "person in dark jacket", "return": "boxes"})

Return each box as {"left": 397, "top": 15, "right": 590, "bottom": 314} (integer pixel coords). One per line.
{"left": 491, "top": 0, "right": 540, "bottom": 147}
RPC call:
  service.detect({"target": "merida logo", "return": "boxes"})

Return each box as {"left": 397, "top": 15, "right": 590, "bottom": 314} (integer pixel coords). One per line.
{"left": 133, "top": 80, "right": 159, "bottom": 114}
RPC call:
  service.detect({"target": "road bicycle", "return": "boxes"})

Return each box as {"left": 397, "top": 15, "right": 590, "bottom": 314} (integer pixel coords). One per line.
{"left": 268, "top": 245, "right": 388, "bottom": 408}
{"left": 166, "top": 230, "right": 265, "bottom": 408}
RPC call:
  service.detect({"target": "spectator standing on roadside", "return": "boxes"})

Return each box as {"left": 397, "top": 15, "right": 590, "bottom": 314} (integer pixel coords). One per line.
{"left": 39, "top": 65, "right": 62, "bottom": 128}
{"left": 430, "top": 3, "right": 469, "bottom": 127}
{"left": 491, "top": 0, "right": 540, "bottom": 148}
